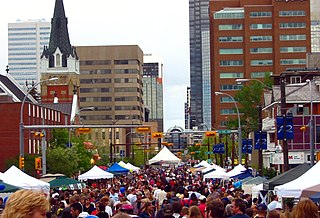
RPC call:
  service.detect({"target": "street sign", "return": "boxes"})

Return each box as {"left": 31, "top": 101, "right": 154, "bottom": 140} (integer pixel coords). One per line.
{"left": 218, "top": 130, "right": 231, "bottom": 134}
{"left": 120, "top": 150, "right": 125, "bottom": 157}
{"left": 152, "top": 132, "right": 163, "bottom": 138}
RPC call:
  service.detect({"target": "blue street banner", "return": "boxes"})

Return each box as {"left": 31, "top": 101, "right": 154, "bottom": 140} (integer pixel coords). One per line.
{"left": 213, "top": 144, "right": 218, "bottom": 154}
{"left": 254, "top": 131, "right": 267, "bottom": 149}
{"left": 219, "top": 143, "right": 225, "bottom": 154}
{"left": 242, "top": 139, "right": 253, "bottom": 154}
{"left": 276, "top": 115, "right": 294, "bottom": 140}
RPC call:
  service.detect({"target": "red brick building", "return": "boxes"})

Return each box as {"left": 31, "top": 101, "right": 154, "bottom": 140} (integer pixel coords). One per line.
{"left": 209, "top": 0, "right": 311, "bottom": 129}
{"left": 0, "top": 74, "right": 70, "bottom": 171}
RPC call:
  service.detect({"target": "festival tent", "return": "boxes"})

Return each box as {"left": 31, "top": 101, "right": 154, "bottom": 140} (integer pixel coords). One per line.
{"left": 226, "top": 164, "right": 247, "bottom": 178}
{"left": 148, "top": 146, "right": 181, "bottom": 165}
{"left": 2, "top": 165, "right": 50, "bottom": 195}
{"left": 263, "top": 163, "right": 311, "bottom": 190}
{"left": 106, "top": 162, "right": 129, "bottom": 174}
{"left": 300, "top": 184, "right": 320, "bottom": 198}
{"left": 194, "top": 160, "right": 212, "bottom": 168}
{"left": 242, "top": 177, "right": 268, "bottom": 195}
{"left": 118, "top": 161, "right": 126, "bottom": 167}
{"left": 203, "top": 169, "right": 230, "bottom": 180}
{"left": 252, "top": 183, "right": 264, "bottom": 200}
{"left": 49, "top": 177, "right": 84, "bottom": 189}
{"left": 125, "top": 163, "right": 140, "bottom": 172}
{"left": 275, "top": 161, "right": 320, "bottom": 198}
{"left": 78, "top": 165, "right": 114, "bottom": 180}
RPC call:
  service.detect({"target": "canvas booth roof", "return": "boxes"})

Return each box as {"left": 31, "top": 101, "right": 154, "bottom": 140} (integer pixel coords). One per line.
{"left": 226, "top": 164, "right": 247, "bottom": 178}
{"left": 263, "top": 163, "right": 312, "bottom": 191}
{"left": 106, "top": 163, "right": 129, "bottom": 174}
{"left": 78, "top": 165, "right": 114, "bottom": 180}
{"left": 1, "top": 165, "right": 50, "bottom": 195}
{"left": 275, "top": 161, "right": 320, "bottom": 198}
{"left": 148, "top": 146, "right": 181, "bottom": 165}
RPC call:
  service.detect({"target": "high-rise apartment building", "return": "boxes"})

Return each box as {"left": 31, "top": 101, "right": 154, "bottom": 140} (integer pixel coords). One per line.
{"left": 76, "top": 45, "right": 144, "bottom": 126}
{"left": 142, "top": 54, "right": 164, "bottom": 132}
{"left": 311, "top": 0, "right": 320, "bottom": 52}
{"left": 189, "top": 0, "right": 211, "bottom": 129}
{"left": 8, "top": 19, "right": 51, "bottom": 87}
{"left": 209, "top": 0, "right": 311, "bottom": 129}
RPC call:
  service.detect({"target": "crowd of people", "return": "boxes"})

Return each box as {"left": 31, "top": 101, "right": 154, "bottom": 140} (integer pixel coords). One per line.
{"left": 1, "top": 165, "right": 319, "bottom": 218}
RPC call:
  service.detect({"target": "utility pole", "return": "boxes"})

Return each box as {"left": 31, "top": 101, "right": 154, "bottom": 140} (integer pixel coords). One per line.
{"left": 258, "top": 105, "right": 263, "bottom": 176}
{"left": 280, "top": 76, "right": 289, "bottom": 172}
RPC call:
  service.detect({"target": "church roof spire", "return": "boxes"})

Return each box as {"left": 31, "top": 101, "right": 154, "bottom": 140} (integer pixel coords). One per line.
{"left": 42, "top": 0, "right": 78, "bottom": 67}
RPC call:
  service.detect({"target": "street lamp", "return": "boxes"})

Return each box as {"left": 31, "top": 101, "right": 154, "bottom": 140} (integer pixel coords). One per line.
{"left": 235, "top": 78, "right": 270, "bottom": 174}
{"left": 68, "top": 106, "right": 95, "bottom": 148}
{"left": 214, "top": 91, "right": 242, "bottom": 165}
{"left": 19, "top": 77, "right": 58, "bottom": 171}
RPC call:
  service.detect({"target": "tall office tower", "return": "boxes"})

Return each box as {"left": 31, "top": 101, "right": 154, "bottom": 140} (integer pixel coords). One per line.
{"left": 189, "top": 0, "right": 211, "bottom": 129}
{"left": 40, "top": 0, "right": 79, "bottom": 103}
{"left": 8, "top": 19, "right": 50, "bottom": 87}
{"left": 76, "top": 45, "right": 144, "bottom": 126}
{"left": 311, "top": 0, "right": 320, "bottom": 52}
{"left": 142, "top": 54, "right": 164, "bottom": 132}
{"left": 185, "top": 87, "right": 191, "bottom": 130}
{"left": 209, "top": 0, "right": 311, "bottom": 129}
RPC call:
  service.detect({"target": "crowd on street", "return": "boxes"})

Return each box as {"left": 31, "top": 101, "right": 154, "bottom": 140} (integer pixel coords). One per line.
{"left": 0, "top": 165, "right": 319, "bottom": 218}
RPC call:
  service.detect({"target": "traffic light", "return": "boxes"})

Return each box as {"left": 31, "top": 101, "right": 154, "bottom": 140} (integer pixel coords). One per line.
{"left": 35, "top": 157, "right": 42, "bottom": 170}
{"left": 136, "top": 127, "right": 150, "bottom": 133}
{"left": 300, "top": 125, "right": 307, "bottom": 132}
{"left": 205, "top": 131, "right": 217, "bottom": 137}
{"left": 34, "top": 132, "right": 44, "bottom": 137}
{"left": 19, "top": 156, "right": 25, "bottom": 169}
{"left": 152, "top": 132, "right": 163, "bottom": 138}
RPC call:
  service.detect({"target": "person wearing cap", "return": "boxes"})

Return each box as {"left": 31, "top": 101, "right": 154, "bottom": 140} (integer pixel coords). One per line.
{"left": 254, "top": 204, "right": 267, "bottom": 218}
{"left": 133, "top": 191, "right": 144, "bottom": 215}
{"left": 198, "top": 195, "right": 206, "bottom": 218}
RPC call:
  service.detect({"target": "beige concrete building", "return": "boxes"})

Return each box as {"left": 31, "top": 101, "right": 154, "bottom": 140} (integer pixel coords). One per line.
{"left": 76, "top": 45, "right": 144, "bottom": 160}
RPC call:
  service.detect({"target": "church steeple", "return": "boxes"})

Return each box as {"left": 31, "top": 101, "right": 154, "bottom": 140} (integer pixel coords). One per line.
{"left": 41, "top": 0, "right": 78, "bottom": 68}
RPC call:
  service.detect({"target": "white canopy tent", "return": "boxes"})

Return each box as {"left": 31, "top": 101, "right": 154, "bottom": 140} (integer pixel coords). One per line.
{"left": 2, "top": 165, "right": 50, "bottom": 195}
{"left": 125, "top": 163, "right": 140, "bottom": 171}
{"left": 203, "top": 169, "right": 230, "bottom": 180}
{"left": 148, "top": 146, "right": 181, "bottom": 165}
{"left": 78, "top": 165, "right": 114, "bottom": 180}
{"left": 194, "top": 160, "right": 212, "bottom": 168}
{"left": 202, "top": 163, "right": 226, "bottom": 173}
{"left": 226, "top": 164, "right": 247, "bottom": 178}
{"left": 275, "top": 161, "right": 320, "bottom": 198}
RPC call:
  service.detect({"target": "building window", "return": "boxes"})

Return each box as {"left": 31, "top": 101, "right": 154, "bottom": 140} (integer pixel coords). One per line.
{"left": 219, "top": 48, "right": 243, "bottom": 54}
{"left": 220, "top": 108, "right": 237, "bottom": 115}
{"left": 279, "top": 10, "right": 305, "bottom": 17}
{"left": 56, "top": 53, "right": 61, "bottom": 67}
{"left": 214, "top": 11, "right": 244, "bottom": 19}
{"left": 250, "top": 12, "right": 272, "bottom": 17}
{"left": 250, "top": 48, "right": 273, "bottom": 54}
{"left": 280, "top": 59, "right": 306, "bottom": 65}
{"left": 251, "top": 72, "right": 273, "bottom": 78}
{"left": 251, "top": 60, "right": 273, "bottom": 66}
{"left": 218, "top": 24, "right": 243, "bottom": 30}
{"left": 280, "top": 47, "right": 306, "bottom": 53}
{"left": 280, "top": 34, "right": 306, "bottom": 41}
{"left": 219, "top": 36, "right": 243, "bottom": 42}
{"left": 280, "top": 22, "right": 306, "bottom": 29}
{"left": 290, "top": 76, "right": 301, "bottom": 84}
{"left": 219, "top": 60, "right": 243, "bottom": 66}
{"left": 250, "top": 35, "right": 272, "bottom": 42}
{"left": 220, "top": 96, "right": 234, "bottom": 103}
{"left": 250, "top": 24, "right": 272, "bottom": 30}
{"left": 220, "top": 84, "right": 243, "bottom": 91}
{"left": 220, "top": 72, "right": 243, "bottom": 79}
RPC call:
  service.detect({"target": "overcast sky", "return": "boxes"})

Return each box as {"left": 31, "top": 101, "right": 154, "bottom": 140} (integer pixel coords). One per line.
{"left": 0, "top": 0, "right": 190, "bottom": 131}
